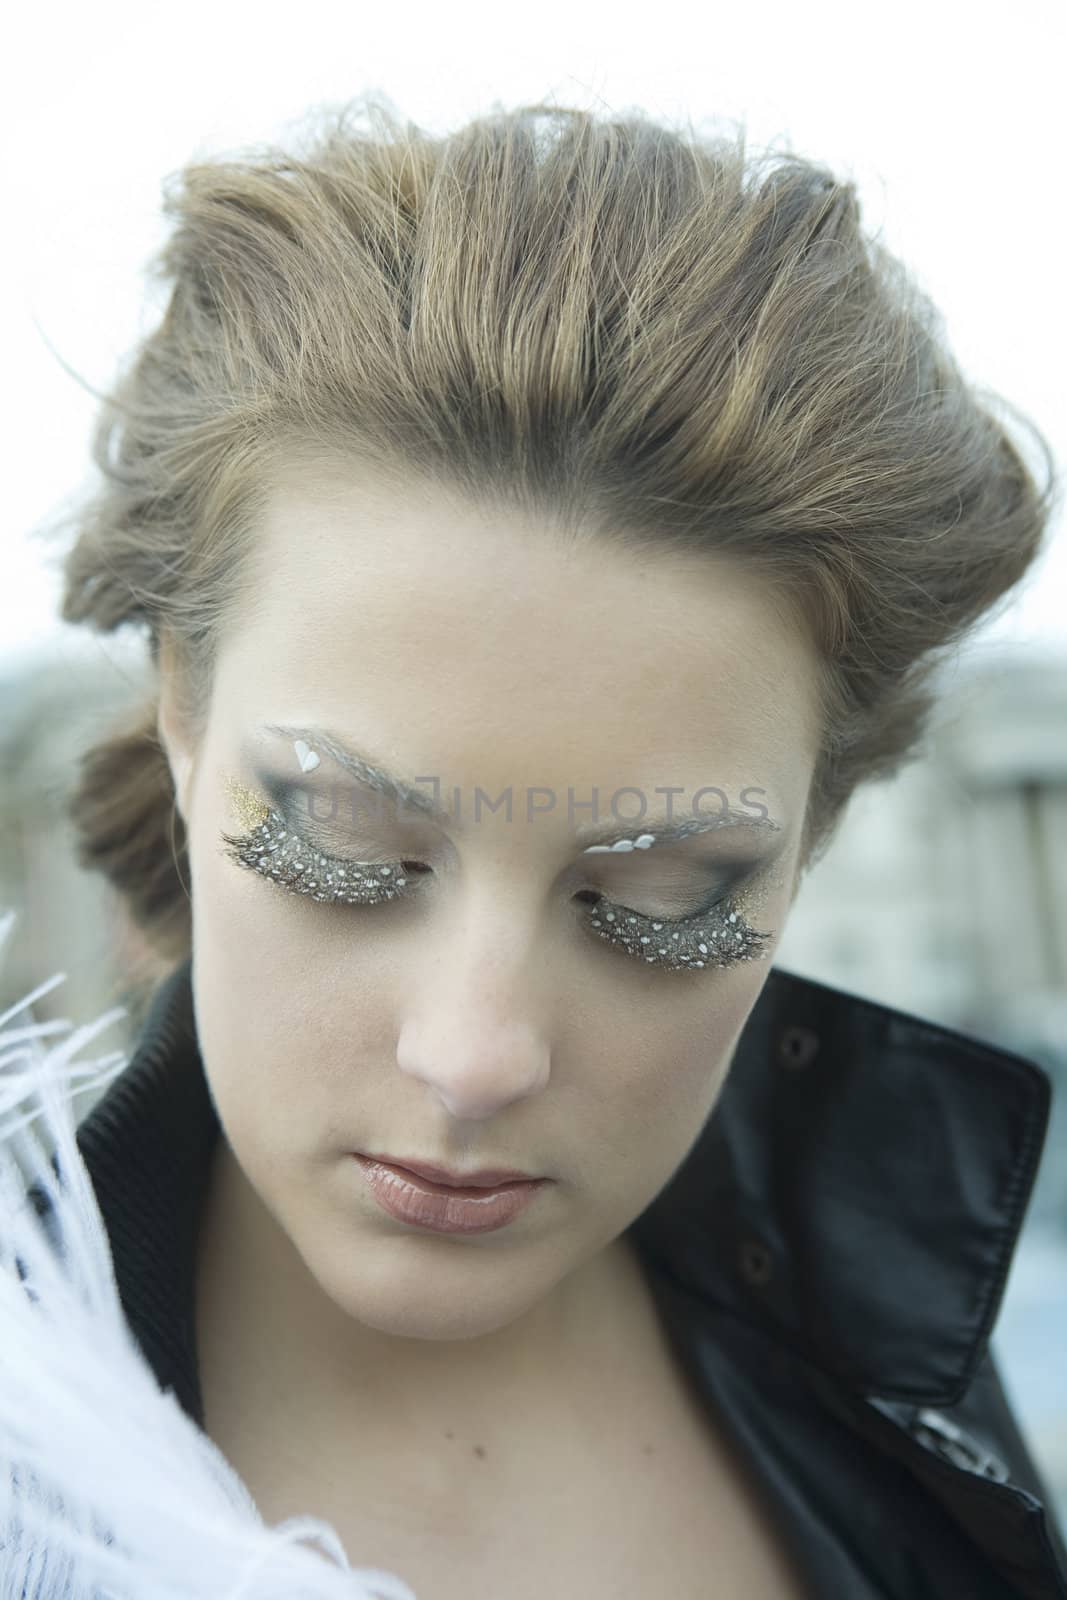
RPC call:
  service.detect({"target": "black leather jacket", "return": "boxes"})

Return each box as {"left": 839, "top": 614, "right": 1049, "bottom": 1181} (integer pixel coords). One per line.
{"left": 62, "top": 958, "right": 1067, "bottom": 1597}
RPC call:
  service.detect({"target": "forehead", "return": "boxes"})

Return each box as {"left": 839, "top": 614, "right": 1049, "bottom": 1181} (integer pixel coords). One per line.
{"left": 214, "top": 463, "right": 822, "bottom": 802}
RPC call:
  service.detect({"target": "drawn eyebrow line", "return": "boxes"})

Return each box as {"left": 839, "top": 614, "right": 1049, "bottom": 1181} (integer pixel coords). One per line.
{"left": 256, "top": 723, "right": 784, "bottom": 849}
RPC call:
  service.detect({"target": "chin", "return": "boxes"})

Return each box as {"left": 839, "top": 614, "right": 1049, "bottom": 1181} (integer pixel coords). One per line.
{"left": 309, "top": 1236, "right": 554, "bottom": 1343}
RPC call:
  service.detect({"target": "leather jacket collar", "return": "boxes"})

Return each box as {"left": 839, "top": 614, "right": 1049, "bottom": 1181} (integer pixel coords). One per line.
{"left": 633, "top": 962, "right": 1051, "bottom": 1409}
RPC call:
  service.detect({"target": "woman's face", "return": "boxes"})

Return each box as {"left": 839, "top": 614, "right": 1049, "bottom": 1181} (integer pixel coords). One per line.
{"left": 159, "top": 462, "right": 823, "bottom": 1348}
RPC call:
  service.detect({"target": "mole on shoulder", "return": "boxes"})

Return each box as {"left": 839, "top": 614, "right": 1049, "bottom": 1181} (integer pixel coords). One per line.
{"left": 473, "top": 1444, "right": 487, "bottom": 1459}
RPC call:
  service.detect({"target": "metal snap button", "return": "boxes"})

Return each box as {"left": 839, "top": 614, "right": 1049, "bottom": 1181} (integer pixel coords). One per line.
{"left": 910, "top": 1408, "right": 1010, "bottom": 1483}
{"left": 778, "top": 1024, "right": 819, "bottom": 1070}
{"left": 739, "top": 1235, "right": 774, "bottom": 1287}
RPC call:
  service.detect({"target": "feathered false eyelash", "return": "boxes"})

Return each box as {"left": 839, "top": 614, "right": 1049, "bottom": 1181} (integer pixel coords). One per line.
{"left": 219, "top": 797, "right": 773, "bottom": 977}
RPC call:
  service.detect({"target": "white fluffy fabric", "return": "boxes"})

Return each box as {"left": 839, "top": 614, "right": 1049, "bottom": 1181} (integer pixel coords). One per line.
{"left": 0, "top": 909, "right": 418, "bottom": 1600}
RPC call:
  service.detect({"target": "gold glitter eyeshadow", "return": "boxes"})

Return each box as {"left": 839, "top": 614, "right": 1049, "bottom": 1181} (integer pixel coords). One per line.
{"left": 223, "top": 775, "right": 271, "bottom": 833}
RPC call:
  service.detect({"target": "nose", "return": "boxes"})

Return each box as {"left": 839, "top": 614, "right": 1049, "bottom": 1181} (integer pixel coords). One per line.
{"left": 395, "top": 915, "right": 552, "bottom": 1121}
{"left": 396, "top": 1013, "right": 550, "bottom": 1121}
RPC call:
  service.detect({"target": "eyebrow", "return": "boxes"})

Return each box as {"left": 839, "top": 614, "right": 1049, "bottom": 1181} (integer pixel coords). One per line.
{"left": 256, "top": 722, "right": 784, "bottom": 849}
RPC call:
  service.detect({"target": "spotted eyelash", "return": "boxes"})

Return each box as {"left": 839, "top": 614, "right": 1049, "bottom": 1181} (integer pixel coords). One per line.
{"left": 220, "top": 790, "right": 773, "bottom": 976}
{"left": 220, "top": 804, "right": 416, "bottom": 907}
{"left": 585, "top": 895, "right": 772, "bottom": 974}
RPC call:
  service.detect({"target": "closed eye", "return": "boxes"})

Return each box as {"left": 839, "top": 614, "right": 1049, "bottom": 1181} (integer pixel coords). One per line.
{"left": 220, "top": 801, "right": 773, "bottom": 976}
{"left": 576, "top": 887, "right": 772, "bottom": 973}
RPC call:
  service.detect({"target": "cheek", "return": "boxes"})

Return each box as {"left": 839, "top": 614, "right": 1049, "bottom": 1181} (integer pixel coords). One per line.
{"left": 190, "top": 795, "right": 375, "bottom": 1016}
{"left": 190, "top": 894, "right": 391, "bottom": 1173}
{"left": 583, "top": 968, "right": 759, "bottom": 1158}
{"left": 560, "top": 994, "right": 745, "bottom": 1239}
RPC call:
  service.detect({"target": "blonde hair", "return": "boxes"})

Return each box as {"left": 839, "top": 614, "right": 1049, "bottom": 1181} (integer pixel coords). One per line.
{"left": 59, "top": 96, "right": 1057, "bottom": 965}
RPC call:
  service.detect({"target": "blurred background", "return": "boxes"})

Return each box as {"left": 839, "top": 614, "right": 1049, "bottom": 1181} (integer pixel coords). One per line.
{"left": 3, "top": 0, "right": 1065, "bottom": 1526}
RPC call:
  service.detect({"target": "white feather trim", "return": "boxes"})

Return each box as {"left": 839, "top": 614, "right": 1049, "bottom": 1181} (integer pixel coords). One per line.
{"left": 0, "top": 909, "right": 418, "bottom": 1599}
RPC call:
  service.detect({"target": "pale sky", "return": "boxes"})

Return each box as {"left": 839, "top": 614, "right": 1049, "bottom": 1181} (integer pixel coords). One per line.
{"left": 4, "top": 0, "right": 1064, "bottom": 674}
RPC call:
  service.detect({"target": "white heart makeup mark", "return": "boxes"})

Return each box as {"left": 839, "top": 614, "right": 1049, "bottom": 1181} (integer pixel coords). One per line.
{"left": 634, "top": 834, "right": 656, "bottom": 849}
{"left": 610, "top": 838, "right": 635, "bottom": 852}
{"left": 293, "top": 739, "right": 320, "bottom": 772}
{"left": 583, "top": 844, "right": 611, "bottom": 854}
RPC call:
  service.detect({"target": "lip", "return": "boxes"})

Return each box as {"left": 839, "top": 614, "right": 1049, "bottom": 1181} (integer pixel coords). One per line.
{"left": 358, "top": 1153, "right": 541, "bottom": 1188}
{"left": 353, "top": 1155, "right": 549, "bottom": 1235}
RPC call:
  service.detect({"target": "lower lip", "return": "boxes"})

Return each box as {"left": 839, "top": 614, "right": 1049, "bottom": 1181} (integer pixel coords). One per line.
{"left": 352, "top": 1156, "right": 549, "bottom": 1234}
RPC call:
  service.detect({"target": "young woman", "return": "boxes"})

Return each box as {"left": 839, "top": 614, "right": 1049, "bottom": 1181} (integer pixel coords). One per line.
{"left": 6, "top": 96, "right": 1066, "bottom": 1597}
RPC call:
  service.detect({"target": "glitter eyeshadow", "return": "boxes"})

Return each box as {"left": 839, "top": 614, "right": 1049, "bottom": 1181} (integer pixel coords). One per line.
{"left": 220, "top": 775, "right": 776, "bottom": 975}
